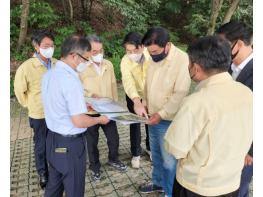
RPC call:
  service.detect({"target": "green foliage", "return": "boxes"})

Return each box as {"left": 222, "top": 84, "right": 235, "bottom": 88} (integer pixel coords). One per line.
{"left": 169, "top": 31, "right": 180, "bottom": 44}
{"left": 53, "top": 25, "right": 76, "bottom": 58}
{"left": 52, "top": 21, "right": 95, "bottom": 58}
{"left": 102, "top": 0, "right": 161, "bottom": 32}
{"left": 100, "top": 31, "right": 125, "bottom": 58}
{"left": 10, "top": 0, "right": 253, "bottom": 86}
{"left": 12, "top": 45, "right": 34, "bottom": 62}
{"left": 109, "top": 55, "right": 122, "bottom": 81}
{"left": 78, "top": 21, "right": 95, "bottom": 35}
{"left": 232, "top": 0, "right": 253, "bottom": 29}
{"left": 176, "top": 43, "right": 188, "bottom": 52}
{"left": 163, "top": 0, "right": 182, "bottom": 14}
{"left": 28, "top": 1, "right": 59, "bottom": 28}
{"left": 100, "top": 31, "right": 126, "bottom": 81}
{"left": 183, "top": 0, "right": 211, "bottom": 37}
{"left": 11, "top": 0, "right": 59, "bottom": 61}
{"left": 183, "top": 0, "right": 253, "bottom": 37}
{"left": 11, "top": 1, "right": 58, "bottom": 29}
{"left": 184, "top": 14, "right": 209, "bottom": 37}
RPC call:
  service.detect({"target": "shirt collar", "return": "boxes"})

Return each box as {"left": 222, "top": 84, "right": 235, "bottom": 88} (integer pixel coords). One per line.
{"left": 56, "top": 60, "right": 79, "bottom": 78}
{"left": 231, "top": 53, "right": 253, "bottom": 73}
{"left": 165, "top": 43, "right": 176, "bottom": 62}
{"left": 34, "top": 52, "right": 52, "bottom": 69}
{"left": 195, "top": 72, "right": 233, "bottom": 91}
{"left": 153, "top": 43, "right": 176, "bottom": 65}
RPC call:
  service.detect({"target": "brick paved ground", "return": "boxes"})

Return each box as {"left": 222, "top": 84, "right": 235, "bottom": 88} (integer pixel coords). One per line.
{"left": 10, "top": 85, "right": 252, "bottom": 197}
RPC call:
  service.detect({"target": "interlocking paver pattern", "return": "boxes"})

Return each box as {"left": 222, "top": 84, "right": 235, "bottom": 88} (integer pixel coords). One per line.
{"left": 10, "top": 85, "right": 252, "bottom": 197}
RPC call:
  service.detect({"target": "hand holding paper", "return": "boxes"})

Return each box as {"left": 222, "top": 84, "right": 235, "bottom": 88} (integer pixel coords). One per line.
{"left": 85, "top": 97, "right": 147, "bottom": 125}
{"left": 147, "top": 113, "right": 161, "bottom": 125}
{"left": 133, "top": 98, "right": 148, "bottom": 119}
{"left": 98, "top": 115, "right": 110, "bottom": 125}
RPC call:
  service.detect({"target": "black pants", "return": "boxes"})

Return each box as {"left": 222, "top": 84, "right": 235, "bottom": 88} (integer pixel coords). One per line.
{"left": 29, "top": 117, "right": 48, "bottom": 176}
{"left": 126, "top": 95, "right": 150, "bottom": 156}
{"left": 173, "top": 178, "right": 239, "bottom": 197}
{"left": 44, "top": 131, "right": 87, "bottom": 197}
{"left": 86, "top": 119, "right": 119, "bottom": 173}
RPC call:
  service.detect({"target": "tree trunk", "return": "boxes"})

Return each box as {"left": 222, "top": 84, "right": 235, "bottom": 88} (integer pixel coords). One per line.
{"left": 88, "top": 0, "right": 94, "bottom": 20}
{"left": 68, "top": 0, "right": 73, "bottom": 21}
{"left": 81, "top": 0, "right": 88, "bottom": 19}
{"left": 223, "top": 0, "right": 240, "bottom": 24}
{"left": 61, "top": 0, "right": 68, "bottom": 18}
{"left": 17, "top": 0, "right": 30, "bottom": 51}
{"left": 207, "top": 0, "right": 224, "bottom": 35}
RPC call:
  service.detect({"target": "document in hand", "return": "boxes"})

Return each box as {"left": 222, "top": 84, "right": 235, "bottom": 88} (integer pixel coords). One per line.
{"left": 85, "top": 97, "right": 148, "bottom": 125}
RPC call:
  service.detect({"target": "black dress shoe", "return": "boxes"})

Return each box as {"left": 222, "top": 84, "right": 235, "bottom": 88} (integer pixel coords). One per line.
{"left": 39, "top": 172, "right": 48, "bottom": 189}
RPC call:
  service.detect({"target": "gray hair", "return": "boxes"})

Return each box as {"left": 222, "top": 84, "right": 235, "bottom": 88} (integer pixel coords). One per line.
{"left": 86, "top": 34, "right": 102, "bottom": 44}
{"left": 61, "top": 35, "right": 91, "bottom": 58}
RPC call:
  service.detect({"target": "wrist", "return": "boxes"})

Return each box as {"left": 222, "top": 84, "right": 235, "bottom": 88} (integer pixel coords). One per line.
{"left": 132, "top": 97, "right": 141, "bottom": 104}
{"left": 96, "top": 117, "right": 102, "bottom": 124}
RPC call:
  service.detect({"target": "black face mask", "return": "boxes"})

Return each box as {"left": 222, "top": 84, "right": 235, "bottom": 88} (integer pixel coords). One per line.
{"left": 151, "top": 49, "right": 167, "bottom": 62}
{"left": 188, "top": 64, "right": 196, "bottom": 80}
{"left": 231, "top": 40, "right": 239, "bottom": 60}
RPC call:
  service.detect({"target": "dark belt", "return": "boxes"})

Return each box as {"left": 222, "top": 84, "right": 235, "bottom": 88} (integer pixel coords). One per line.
{"left": 49, "top": 130, "right": 86, "bottom": 138}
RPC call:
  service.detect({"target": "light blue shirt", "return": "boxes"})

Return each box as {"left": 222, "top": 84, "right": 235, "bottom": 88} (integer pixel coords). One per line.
{"left": 34, "top": 53, "right": 52, "bottom": 69}
{"left": 42, "top": 60, "right": 87, "bottom": 135}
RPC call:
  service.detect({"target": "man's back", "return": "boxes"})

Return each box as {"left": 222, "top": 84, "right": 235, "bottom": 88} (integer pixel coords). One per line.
{"left": 165, "top": 72, "right": 252, "bottom": 196}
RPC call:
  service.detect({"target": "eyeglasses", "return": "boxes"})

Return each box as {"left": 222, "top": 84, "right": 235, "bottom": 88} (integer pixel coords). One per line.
{"left": 77, "top": 53, "right": 90, "bottom": 62}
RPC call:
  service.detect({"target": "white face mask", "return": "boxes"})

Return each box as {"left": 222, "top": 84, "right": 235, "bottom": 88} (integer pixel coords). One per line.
{"left": 91, "top": 53, "right": 103, "bottom": 63}
{"left": 76, "top": 62, "right": 88, "bottom": 73}
{"left": 39, "top": 47, "right": 54, "bottom": 59}
{"left": 128, "top": 53, "right": 142, "bottom": 62}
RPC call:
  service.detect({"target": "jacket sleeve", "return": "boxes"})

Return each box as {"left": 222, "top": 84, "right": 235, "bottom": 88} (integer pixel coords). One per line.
{"left": 120, "top": 57, "right": 140, "bottom": 99}
{"left": 110, "top": 62, "right": 118, "bottom": 102}
{"left": 14, "top": 66, "right": 28, "bottom": 107}
{"left": 158, "top": 61, "right": 191, "bottom": 119}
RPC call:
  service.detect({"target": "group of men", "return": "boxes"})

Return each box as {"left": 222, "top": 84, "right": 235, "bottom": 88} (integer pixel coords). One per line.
{"left": 14, "top": 21, "right": 253, "bottom": 197}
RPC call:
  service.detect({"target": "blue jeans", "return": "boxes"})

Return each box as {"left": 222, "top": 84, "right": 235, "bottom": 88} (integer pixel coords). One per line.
{"left": 238, "top": 164, "right": 253, "bottom": 197}
{"left": 149, "top": 120, "right": 177, "bottom": 197}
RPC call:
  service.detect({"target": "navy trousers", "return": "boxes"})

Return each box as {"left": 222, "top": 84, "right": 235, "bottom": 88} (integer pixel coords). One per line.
{"left": 238, "top": 164, "right": 253, "bottom": 197}
{"left": 126, "top": 95, "right": 150, "bottom": 156}
{"left": 44, "top": 131, "right": 87, "bottom": 197}
{"left": 29, "top": 118, "right": 48, "bottom": 176}
{"left": 86, "top": 120, "right": 119, "bottom": 173}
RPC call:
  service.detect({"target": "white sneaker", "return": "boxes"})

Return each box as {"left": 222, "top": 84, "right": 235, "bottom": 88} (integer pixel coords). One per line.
{"left": 145, "top": 150, "right": 152, "bottom": 161}
{"left": 131, "top": 156, "right": 140, "bottom": 169}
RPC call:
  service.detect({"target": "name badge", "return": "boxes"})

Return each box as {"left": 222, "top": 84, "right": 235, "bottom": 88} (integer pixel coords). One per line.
{"left": 55, "top": 147, "right": 68, "bottom": 153}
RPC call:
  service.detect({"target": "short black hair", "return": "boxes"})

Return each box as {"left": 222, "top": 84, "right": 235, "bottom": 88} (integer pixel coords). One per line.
{"left": 142, "top": 27, "right": 170, "bottom": 47}
{"left": 123, "top": 32, "right": 142, "bottom": 49}
{"left": 187, "top": 36, "right": 231, "bottom": 73}
{"left": 216, "top": 21, "right": 252, "bottom": 45}
{"left": 31, "top": 29, "right": 54, "bottom": 45}
{"left": 61, "top": 35, "right": 91, "bottom": 58}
